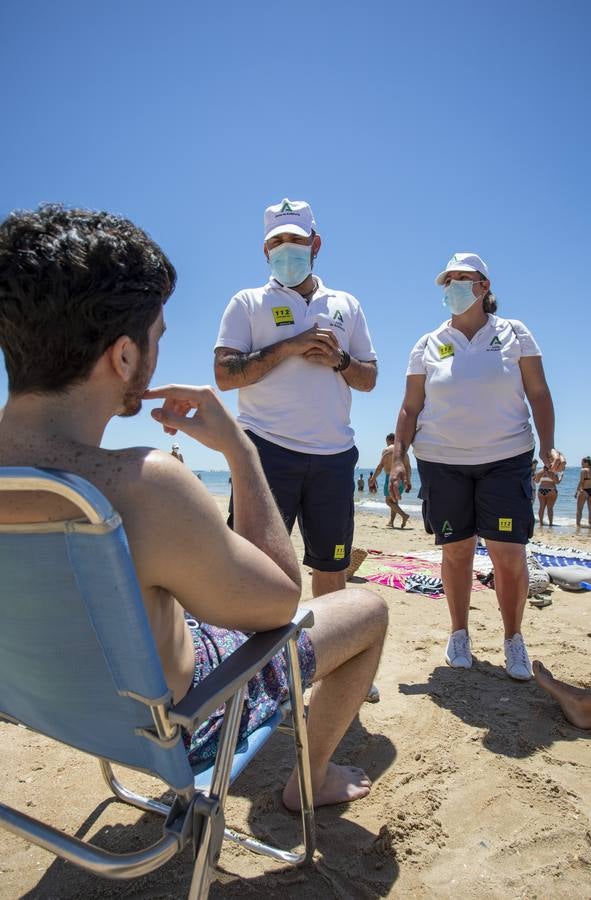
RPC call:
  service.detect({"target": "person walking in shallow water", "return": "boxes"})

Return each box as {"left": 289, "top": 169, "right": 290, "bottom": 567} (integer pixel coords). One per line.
{"left": 368, "top": 433, "right": 410, "bottom": 528}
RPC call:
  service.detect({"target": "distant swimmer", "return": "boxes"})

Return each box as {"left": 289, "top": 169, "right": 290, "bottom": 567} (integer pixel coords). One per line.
{"left": 357, "top": 473, "right": 365, "bottom": 492}
{"left": 368, "top": 470, "right": 377, "bottom": 494}
{"left": 368, "top": 433, "right": 410, "bottom": 528}
{"left": 575, "top": 456, "right": 591, "bottom": 527}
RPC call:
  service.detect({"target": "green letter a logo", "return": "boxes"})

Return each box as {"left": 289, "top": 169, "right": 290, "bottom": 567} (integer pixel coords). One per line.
{"left": 280, "top": 200, "right": 293, "bottom": 213}
{"left": 442, "top": 520, "right": 453, "bottom": 534}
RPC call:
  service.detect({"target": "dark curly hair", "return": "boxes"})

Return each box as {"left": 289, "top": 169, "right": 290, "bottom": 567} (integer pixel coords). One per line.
{"left": 0, "top": 204, "right": 176, "bottom": 394}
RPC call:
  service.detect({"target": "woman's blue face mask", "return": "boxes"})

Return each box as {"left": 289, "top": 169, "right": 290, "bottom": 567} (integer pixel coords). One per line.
{"left": 442, "top": 279, "right": 483, "bottom": 315}
{"left": 268, "top": 242, "right": 312, "bottom": 287}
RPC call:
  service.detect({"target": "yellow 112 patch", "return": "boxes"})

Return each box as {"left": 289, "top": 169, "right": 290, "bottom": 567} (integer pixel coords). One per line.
{"left": 272, "top": 306, "right": 294, "bottom": 326}
{"left": 334, "top": 544, "right": 345, "bottom": 560}
{"left": 439, "top": 343, "right": 454, "bottom": 359}
{"left": 498, "top": 518, "right": 513, "bottom": 532}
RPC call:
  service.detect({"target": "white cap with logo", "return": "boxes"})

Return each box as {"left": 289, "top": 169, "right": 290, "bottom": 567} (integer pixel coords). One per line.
{"left": 435, "top": 252, "right": 490, "bottom": 285}
{"left": 264, "top": 198, "right": 316, "bottom": 241}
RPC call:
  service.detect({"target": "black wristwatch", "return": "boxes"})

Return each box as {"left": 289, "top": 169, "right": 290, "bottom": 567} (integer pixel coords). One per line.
{"left": 333, "top": 350, "right": 351, "bottom": 372}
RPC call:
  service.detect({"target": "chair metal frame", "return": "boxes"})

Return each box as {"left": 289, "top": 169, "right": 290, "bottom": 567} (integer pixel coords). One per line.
{"left": 0, "top": 467, "right": 316, "bottom": 899}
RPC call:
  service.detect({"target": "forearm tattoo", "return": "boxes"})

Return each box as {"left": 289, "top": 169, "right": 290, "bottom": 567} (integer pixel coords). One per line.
{"left": 220, "top": 347, "right": 270, "bottom": 377}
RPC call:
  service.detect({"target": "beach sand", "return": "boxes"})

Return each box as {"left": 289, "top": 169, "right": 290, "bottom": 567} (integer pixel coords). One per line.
{"left": 1, "top": 499, "right": 590, "bottom": 898}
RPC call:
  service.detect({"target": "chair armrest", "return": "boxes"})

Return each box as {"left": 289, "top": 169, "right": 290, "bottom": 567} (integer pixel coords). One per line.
{"left": 169, "top": 608, "right": 314, "bottom": 732}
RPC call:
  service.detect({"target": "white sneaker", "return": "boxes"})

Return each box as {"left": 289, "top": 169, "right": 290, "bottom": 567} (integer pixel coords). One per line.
{"left": 445, "top": 629, "right": 472, "bottom": 669}
{"left": 504, "top": 633, "right": 533, "bottom": 681}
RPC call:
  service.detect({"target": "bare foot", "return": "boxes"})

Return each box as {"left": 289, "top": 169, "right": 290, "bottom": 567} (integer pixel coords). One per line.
{"left": 386, "top": 522, "right": 394, "bottom": 528}
{"left": 533, "top": 660, "right": 591, "bottom": 729}
{"left": 400, "top": 514, "right": 409, "bottom": 529}
{"left": 282, "top": 761, "right": 372, "bottom": 811}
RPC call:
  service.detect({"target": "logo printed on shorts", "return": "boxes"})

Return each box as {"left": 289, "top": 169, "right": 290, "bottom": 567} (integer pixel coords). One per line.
{"left": 334, "top": 544, "right": 345, "bottom": 560}
{"left": 272, "top": 306, "right": 295, "bottom": 326}
{"left": 439, "top": 343, "right": 454, "bottom": 359}
{"left": 498, "top": 518, "right": 513, "bottom": 532}
{"left": 441, "top": 520, "right": 453, "bottom": 536}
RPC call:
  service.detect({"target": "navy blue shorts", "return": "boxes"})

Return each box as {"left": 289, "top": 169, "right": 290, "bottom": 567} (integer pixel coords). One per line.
{"left": 417, "top": 451, "right": 535, "bottom": 545}
{"left": 229, "top": 431, "right": 358, "bottom": 572}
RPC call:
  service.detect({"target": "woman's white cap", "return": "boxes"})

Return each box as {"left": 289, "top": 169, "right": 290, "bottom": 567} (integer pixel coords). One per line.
{"left": 435, "top": 252, "right": 490, "bottom": 285}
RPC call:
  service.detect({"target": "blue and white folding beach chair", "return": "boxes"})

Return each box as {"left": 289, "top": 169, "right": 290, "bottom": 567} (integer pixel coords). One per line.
{"left": 0, "top": 467, "right": 315, "bottom": 899}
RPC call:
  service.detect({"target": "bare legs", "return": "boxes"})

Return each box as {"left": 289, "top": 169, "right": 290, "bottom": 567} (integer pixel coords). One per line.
{"left": 533, "top": 661, "right": 591, "bottom": 729}
{"left": 575, "top": 491, "right": 591, "bottom": 527}
{"left": 282, "top": 588, "right": 388, "bottom": 809}
{"left": 441, "top": 536, "right": 527, "bottom": 639}
{"left": 545, "top": 491, "right": 557, "bottom": 526}
{"left": 537, "top": 492, "right": 547, "bottom": 526}
{"left": 313, "top": 568, "right": 380, "bottom": 704}
{"left": 538, "top": 490, "right": 557, "bottom": 526}
{"left": 441, "top": 537, "right": 477, "bottom": 632}
{"left": 312, "top": 569, "right": 346, "bottom": 598}
{"left": 386, "top": 497, "right": 409, "bottom": 528}
{"left": 485, "top": 539, "right": 528, "bottom": 639}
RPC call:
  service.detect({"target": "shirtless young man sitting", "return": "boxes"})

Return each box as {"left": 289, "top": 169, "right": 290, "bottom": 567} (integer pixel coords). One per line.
{"left": 368, "top": 433, "right": 411, "bottom": 528}
{"left": 0, "top": 205, "right": 388, "bottom": 810}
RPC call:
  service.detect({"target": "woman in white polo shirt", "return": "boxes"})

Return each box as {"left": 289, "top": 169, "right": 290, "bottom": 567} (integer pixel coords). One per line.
{"left": 390, "top": 252, "right": 565, "bottom": 681}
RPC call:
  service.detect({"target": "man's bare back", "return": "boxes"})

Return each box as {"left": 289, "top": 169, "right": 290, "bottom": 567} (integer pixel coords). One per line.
{"left": 0, "top": 431, "right": 199, "bottom": 700}
{"left": 0, "top": 204, "right": 388, "bottom": 809}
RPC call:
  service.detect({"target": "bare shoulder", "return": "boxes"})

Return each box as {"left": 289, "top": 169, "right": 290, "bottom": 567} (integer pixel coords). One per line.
{"left": 104, "top": 447, "right": 215, "bottom": 526}
{"left": 103, "top": 448, "right": 229, "bottom": 588}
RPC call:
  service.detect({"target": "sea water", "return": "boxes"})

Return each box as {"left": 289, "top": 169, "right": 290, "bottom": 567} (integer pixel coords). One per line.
{"left": 194, "top": 466, "right": 586, "bottom": 532}
{"left": 353, "top": 466, "right": 584, "bottom": 531}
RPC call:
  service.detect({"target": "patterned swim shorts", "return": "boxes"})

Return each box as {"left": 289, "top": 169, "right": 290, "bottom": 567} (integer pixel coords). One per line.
{"left": 182, "top": 617, "right": 316, "bottom": 765}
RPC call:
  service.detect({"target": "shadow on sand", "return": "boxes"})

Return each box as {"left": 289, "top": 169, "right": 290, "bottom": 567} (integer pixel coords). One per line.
{"left": 23, "top": 717, "right": 397, "bottom": 899}
{"left": 399, "top": 660, "right": 591, "bottom": 759}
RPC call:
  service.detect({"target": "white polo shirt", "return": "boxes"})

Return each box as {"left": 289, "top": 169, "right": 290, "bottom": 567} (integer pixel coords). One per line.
{"left": 407, "top": 315, "right": 541, "bottom": 465}
{"left": 215, "top": 277, "right": 376, "bottom": 454}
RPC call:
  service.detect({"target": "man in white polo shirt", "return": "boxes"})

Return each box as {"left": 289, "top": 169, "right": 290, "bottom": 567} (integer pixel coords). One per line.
{"left": 214, "top": 198, "right": 377, "bottom": 600}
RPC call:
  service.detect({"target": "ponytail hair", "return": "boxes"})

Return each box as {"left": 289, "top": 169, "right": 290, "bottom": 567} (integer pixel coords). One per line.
{"left": 478, "top": 270, "right": 497, "bottom": 313}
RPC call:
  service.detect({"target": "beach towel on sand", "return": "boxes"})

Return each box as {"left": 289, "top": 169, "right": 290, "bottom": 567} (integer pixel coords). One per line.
{"left": 356, "top": 552, "right": 486, "bottom": 599}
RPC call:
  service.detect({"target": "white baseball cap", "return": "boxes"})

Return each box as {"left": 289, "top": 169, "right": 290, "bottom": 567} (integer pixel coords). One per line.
{"left": 435, "top": 252, "right": 490, "bottom": 285}
{"left": 264, "top": 198, "right": 316, "bottom": 241}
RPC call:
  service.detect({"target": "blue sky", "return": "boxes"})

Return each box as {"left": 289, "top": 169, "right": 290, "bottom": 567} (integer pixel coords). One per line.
{"left": 1, "top": 0, "right": 588, "bottom": 469}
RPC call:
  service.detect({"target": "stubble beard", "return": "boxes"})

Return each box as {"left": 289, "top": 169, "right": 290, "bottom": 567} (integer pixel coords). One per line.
{"left": 119, "top": 352, "right": 153, "bottom": 418}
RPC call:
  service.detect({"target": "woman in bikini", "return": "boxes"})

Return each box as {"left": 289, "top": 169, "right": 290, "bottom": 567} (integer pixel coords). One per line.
{"left": 534, "top": 464, "right": 560, "bottom": 526}
{"left": 575, "top": 456, "right": 591, "bottom": 527}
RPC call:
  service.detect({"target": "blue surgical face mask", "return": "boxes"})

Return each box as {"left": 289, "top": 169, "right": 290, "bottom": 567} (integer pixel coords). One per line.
{"left": 268, "top": 242, "right": 312, "bottom": 287}
{"left": 442, "top": 279, "right": 482, "bottom": 315}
